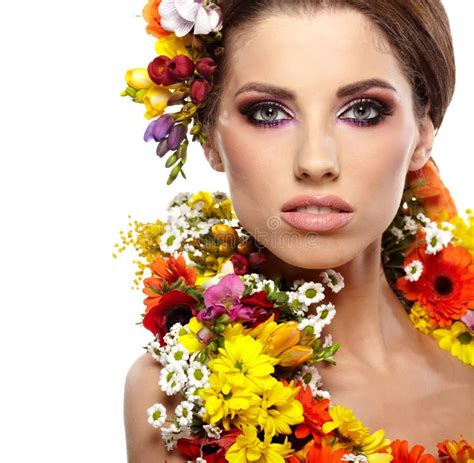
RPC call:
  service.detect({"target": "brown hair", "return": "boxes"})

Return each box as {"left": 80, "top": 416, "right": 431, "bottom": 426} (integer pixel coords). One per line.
{"left": 199, "top": 0, "right": 456, "bottom": 140}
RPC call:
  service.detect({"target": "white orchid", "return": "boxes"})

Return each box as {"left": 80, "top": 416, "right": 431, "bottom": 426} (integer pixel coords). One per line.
{"left": 159, "top": 0, "right": 223, "bottom": 37}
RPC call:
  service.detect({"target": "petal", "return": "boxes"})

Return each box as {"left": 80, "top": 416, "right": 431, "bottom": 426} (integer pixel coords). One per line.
{"left": 193, "top": 6, "right": 212, "bottom": 35}
{"left": 160, "top": 15, "right": 194, "bottom": 37}
{"left": 175, "top": 0, "right": 201, "bottom": 21}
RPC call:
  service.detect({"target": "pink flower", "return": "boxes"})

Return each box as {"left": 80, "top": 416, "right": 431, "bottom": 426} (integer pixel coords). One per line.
{"left": 230, "top": 253, "right": 249, "bottom": 275}
{"left": 196, "top": 57, "right": 217, "bottom": 78}
{"left": 168, "top": 55, "right": 195, "bottom": 80}
{"left": 461, "top": 309, "right": 474, "bottom": 331}
{"left": 190, "top": 79, "right": 210, "bottom": 103}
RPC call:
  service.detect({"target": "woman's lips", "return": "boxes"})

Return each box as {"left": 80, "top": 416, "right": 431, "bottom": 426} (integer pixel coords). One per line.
{"left": 280, "top": 210, "right": 354, "bottom": 232}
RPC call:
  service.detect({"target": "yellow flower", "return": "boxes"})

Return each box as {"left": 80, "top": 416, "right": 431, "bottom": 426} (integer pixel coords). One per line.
{"left": 154, "top": 34, "right": 193, "bottom": 58}
{"left": 143, "top": 85, "right": 172, "bottom": 119}
{"left": 124, "top": 68, "right": 154, "bottom": 90}
{"left": 196, "top": 256, "right": 233, "bottom": 287}
{"left": 208, "top": 334, "right": 278, "bottom": 391}
{"left": 199, "top": 373, "right": 260, "bottom": 430}
{"left": 409, "top": 302, "right": 437, "bottom": 335}
{"left": 257, "top": 380, "right": 304, "bottom": 436}
{"left": 190, "top": 191, "right": 215, "bottom": 215}
{"left": 179, "top": 317, "right": 206, "bottom": 353}
{"left": 433, "top": 321, "right": 474, "bottom": 366}
{"left": 215, "top": 197, "right": 236, "bottom": 220}
{"left": 322, "top": 405, "right": 369, "bottom": 446}
{"left": 362, "top": 429, "right": 393, "bottom": 463}
{"left": 450, "top": 210, "right": 474, "bottom": 258}
{"left": 226, "top": 425, "right": 293, "bottom": 463}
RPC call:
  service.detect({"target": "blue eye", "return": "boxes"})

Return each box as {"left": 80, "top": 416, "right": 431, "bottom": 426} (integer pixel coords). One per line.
{"left": 241, "top": 101, "right": 292, "bottom": 128}
{"left": 338, "top": 98, "right": 393, "bottom": 127}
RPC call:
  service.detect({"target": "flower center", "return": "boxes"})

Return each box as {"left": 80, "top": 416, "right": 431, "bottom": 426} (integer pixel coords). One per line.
{"left": 434, "top": 275, "right": 453, "bottom": 296}
{"left": 166, "top": 305, "right": 193, "bottom": 330}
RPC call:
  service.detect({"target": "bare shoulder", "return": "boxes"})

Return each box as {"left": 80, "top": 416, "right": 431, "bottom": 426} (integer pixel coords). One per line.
{"left": 124, "top": 352, "right": 185, "bottom": 463}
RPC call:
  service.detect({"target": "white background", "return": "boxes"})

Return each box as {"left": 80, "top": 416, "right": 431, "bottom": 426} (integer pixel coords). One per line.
{"left": 0, "top": 1, "right": 472, "bottom": 461}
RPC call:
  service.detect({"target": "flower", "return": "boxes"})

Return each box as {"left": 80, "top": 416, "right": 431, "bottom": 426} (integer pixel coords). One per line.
{"left": 158, "top": 0, "right": 223, "bottom": 37}
{"left": 320, "top": 269, "right": 345, "bottom": 293}
{"left": 146, "top": 403, "right": 167, "bottom": 428}
{"left": 142, "top": 0, "right": 172, "bottom": 38}
{"left": 396, "top": 244, "right": 474, "bottom": 327}
{"left": 190, "top": 79, "right": 211, "bottom": 103}
{"left": 175, "top": 400, "right": 195, "bottom": 426}
{"left": 143, "top": 85, "right": 173, "bottom": 119}
{"left": 408, "top": 303, "right": 437, "bottom": 335}
{"left": 239, "top": 290, "right": 279, "bottom": 326}
{"left": 404, "top": 260, "right": 423, "bottom": 282}
{"left": 207, "top": 334, "right": 278, "bottom": 391}
{"left": 230, "top": 253, "right": 249, "bottom": 276}
{"left": 389, "top": 439, "right": 436, "bottom": 463}
{"left": 432, "top": 321, "right": 474, "bottom": 366}
{"left": 461, "top": 309, "right": 474, "bottom": 331}
{"left": 437, "top": 437, "right": 474, "bottom": 463}
{"left": 143, "top": 289, "right": 198, "bottom": 345}
{"left": 322, "top": 405, "right": 369, "bottom": 445}
{"left": 424, "top": 221, "right": 453, "bottom": 255}
{"left": 159, "top": 362, "right": 187, "bottom": 395}
{"left": 297, "top": 282, "right": 325, "bottom": 306}
{"left": 196, "top": 57, "right": 218, "bottom": 78}
{"left": 361, "top": 429, "right": 392, "bottom": 463}
{"left": 226, "top": 425, "right": 293, "bottom": 463}
{"left": 305, "top": 443, "right": 349, "bottom": 463}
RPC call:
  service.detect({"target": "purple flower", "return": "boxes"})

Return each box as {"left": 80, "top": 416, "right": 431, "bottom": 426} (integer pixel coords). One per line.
{"left": 144, "top": 114, "right": 175, "bottom": 142}
{"left": 167, "top": 123, "right": 187, "bottom": 150}
{"left": 229, "top": 304, "right": 255, "bottom": 322}
{"left": 461, "top": 309, "right": 474, "bottom": 331}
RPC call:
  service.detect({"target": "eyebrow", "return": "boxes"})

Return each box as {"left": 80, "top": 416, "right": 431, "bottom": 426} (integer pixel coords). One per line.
{"left": 234, "top": 78, "right": 398, "bottom": 100}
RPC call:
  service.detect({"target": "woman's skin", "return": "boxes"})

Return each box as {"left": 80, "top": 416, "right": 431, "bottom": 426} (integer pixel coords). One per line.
{"left": 124, "top": 8, "right": 474, "bottom": 461}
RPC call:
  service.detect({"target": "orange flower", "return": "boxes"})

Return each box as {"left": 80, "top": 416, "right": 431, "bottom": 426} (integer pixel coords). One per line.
{"left": 390, "top": 440, "right": 436, "bottom": 463}
{"left": 306, "top": 442, "right": 347, "bottom": 463}
{"left": 294, "top": 382, "right": 331, "bottom": 443}
{"left": 396, "top": 244, "right": 474, "bottom": 327}
{"left": 142, "top": 0, "right": 172, "bottom": 39}
{"left": 407, "top": 159, "right": 457, "bottom": 222}
{"left": 437, "top": 438, "right": 474, "bottom": 463}
{"left": 143, "top": 254, "right": 197, "bottom": 312}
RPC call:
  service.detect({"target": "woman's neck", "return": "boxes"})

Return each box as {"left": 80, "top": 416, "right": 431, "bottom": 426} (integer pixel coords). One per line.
{"left": 259, "top": 237, "right": 421, "bottom": 369}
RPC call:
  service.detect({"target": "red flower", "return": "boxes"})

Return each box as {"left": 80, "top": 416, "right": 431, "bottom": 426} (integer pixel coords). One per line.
{"left": 147, "top": 55, "right": 178, "bottom": 86}
{"left": 142, "top": 290, "right": 198, "bottom": 345}
{"left": 294, "top": 382, "right": 331, "bottom": 443}
{"left": 230, "top": 253, "right": 249, "bottom": 275}
{"left": 306, "top": 443, "right": 347, "bottom": 463}
{"left": 240, "top": 290, "right": 279, "bottom": 325}
{"left": 190, "top": 79, "right": 210, "bottom": 103}
{"left": 196, "top": 57, "right": 217, "bottom": 78}
{"left": 168, "top": 55, "right": 195, "bottom": 80}
{"left": 390, "top": 440, "right": 437, "bottom": 463}
{"left": 396, "top": 244, "right": 474, "bottom": 327}
{"left": 177, "top": 429, "right": 240, "bottom": 463}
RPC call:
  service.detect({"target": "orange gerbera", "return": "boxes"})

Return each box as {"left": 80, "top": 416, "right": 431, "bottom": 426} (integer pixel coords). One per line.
{"left": 396, "top": 244, "right": 474, "bottom": 327}
{"left": 143, "top": 254, "right": 197, "bottom": 312}
{"left": 142, "top": 0, "right": 172, "bottom": 39}
{"left": 437, "top": 438, "right": 474, "bottom": 463}
{"left": 294, "top": 382, "right": 331, "bottom": 443}
{"left": 390, "top": 440, "right": 436, "bottom": 463}
{"left": 407, "top": 159, "right": 457, "bottom": 222}
{"left": 306, "top": 443, "right": 347, "bottom": 463}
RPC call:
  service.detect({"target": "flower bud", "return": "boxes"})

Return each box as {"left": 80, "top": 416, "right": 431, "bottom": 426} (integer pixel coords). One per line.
{"left": 218, "top": 242, "right": 233, "bottom": 256}
{"left": 190, "top": 79, "right": 211, "bottom": 104}
{"left": 214, "top": 323, "right": 226, "bottom": 333}
{"left": 265, "top": 321, "right": 300, "bottom": 357}
{"left": 211, "top": 224, "right": 238, "bottom": 244}
{"left": 249, "top": 251, "right": 267, "bottom": 268}
{"left": 236, "top": 239, "right": 255, "bottom": 255}
{"left": 153, "top": 114, "right": 175, "bottom": 141}
{"left": 167, "top": 124, "right": 187, "bottom": 150}
{"left": 165, "top": 152, "right": 179, "bottom": 168}
{"left": 278, "top": 345, "right": 314, "bottom": 367}
{"left": 196, "top": 57, "right": 217, "bottom": 78}
{"left": 217, "top": 313, "right": 230, "bottom": 326}
{"left": 156, "top": 138, "right": 170, "bottom": 158}
{"left": 197, "top": 326, "right": 213, "bottom": 344}
{"left": 167, "top": 88, "right": 189, "bottom": 106}
{"left": 168, "top": 55, "right": 195, "bottom": 80}
{"left": 147, "top": 55, "right": 178, "bottom": 86}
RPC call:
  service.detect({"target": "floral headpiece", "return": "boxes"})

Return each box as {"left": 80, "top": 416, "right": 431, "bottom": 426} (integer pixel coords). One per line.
{"left": 121, "top": 0, "right": 224, "bottom": 184}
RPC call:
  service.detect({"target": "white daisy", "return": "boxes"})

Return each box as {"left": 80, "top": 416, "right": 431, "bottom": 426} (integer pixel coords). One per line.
{"left": 298, "top": 315, "right": 323, "bottom": 338}
{"left": 146, "top": 341, "right": 164, "bottom": 363}
{"left": 166, "top": 344, "right": 190, "bottom": 368}
{"left": 175, "top": 401, "right": 195, "bottom": 427}
{"left": 255, "top": 278, "right": 276, "bottom": 293}
{"left": 402, "top": 216, "right": 418, "bottom": 234}
{"left": 160, "top": 229, "right": 184, "bottom": 254}
{"left": 389, "top": 225, "right": 404, "bottom": 243}
{"left": 416, "top": 212, "right": 431, "bottom": 226}
{"left": 287, "top": 291, "right": 308, "bottom": 315}
{"left": 291, "top": 278, "right": 306, "bottom": 290}
{"left": 316, "top": 303, "right": 336, "bottom": 327}
{"left": 146, "top": 403, "right": 167, "bottom": 428}
{"left": 341, "top": 454, "right": 368, "bottom": 463}
{"left": 404, "top": 260, "right": 423, "bottom": 282}
{"left": 185, "top": 386, "right": 204, "bottom": 406}
{"left": 159, "top": 364, "right": 187, "bottom": 395}
{"left": 168, "top": 192, "right": 191, "bottom": 208}
{"left": 425, "top": 222, "right": 453, "bottom": 255}
{"left": 297, "top": 282, "right": 325, "bottom": 305}
{"left": 203, "top": 423, "right": 222, "bottom": 439}
{"left": 187, "top": 362, "right": 210, "bottom": 388}
{"left": 161, "top": 424, "right": 190, "bottom": 451}
{"left": 320, "top": 269, "right": 345, "bottom": 293}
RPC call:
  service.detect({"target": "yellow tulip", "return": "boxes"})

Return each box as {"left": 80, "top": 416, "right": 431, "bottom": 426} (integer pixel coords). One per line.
{"left": 265, "top": 321, "right": 300, "bottom": 357}
{"left": 124, "top": 68, "right": 154, "bottom": 90}
{"left": 143, "top": 85, "right": 172, "bottom": 119}
{"left": 278, "top": 345, "right": 314, "bottom": 367}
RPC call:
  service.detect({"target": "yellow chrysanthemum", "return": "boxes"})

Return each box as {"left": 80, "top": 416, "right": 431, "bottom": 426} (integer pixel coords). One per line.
{"left": 322, "top": 405, "right": 369, "bottom": 446}
{"left": 222, "top": 322, "right": 245, "bottom": 342}
{"left": 450, "top": 210, "right": 474, "bottom": 258}
{"left": 409, "top": 302, "right": 437, "bottom": 335}
{"left": 154, "top": 34, "right": 192, "bottom": 58}
{"left": 361, "top": 429, "right": 393, "bottom": 463}
{"left": 433, "top": 321, "right": 474, "bottom": 366}
{"left": 257, "top": 380, "right": 304, "bottom": 436}
{"left": 179, "top": 317, "right": 206, "bottom": 353}
{"left": 208, "top": 334, "right": 278, "bottom": 391}
{"left": 199, "top": 373, "right": 260, "bottom": 430}
{"left": 226, "top": 425, "right": 293, "bottom": 463}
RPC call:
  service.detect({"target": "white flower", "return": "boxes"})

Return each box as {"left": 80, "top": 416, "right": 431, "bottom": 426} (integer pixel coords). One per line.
{"left": 146, "top": 403, "right": 167, "bottom": 428}
{"left": 320, "top": 269, "right": 345, "bottom": 293}
{"left": 298, "top": 315, "right": 323, "bottom": 337}
{"left": 402, "top": 216, "right": 419, "bottom": 234}
{"left": 187, "top": 362, "right": 210, "bottom": 388}
{"left": 203, "top": 423, "right": 222, "bottom": 439}
{"left": 241, "top": 273, "right": 263, "bottom": 291}
{"left": 297, "top": 282, "right": 325, "bottom": 306}
{"left": 291, "top": 278, "right": 306, "bottom": 290}
{"left": 159, "top": 364, "right": 187, "bottom": 395}
{"left": 175, "top": 400, "right": 195, "bottom": 427}
{"left": 404, "top": 260, "right": 423, "bottom": 282}
{"left": 341, "top": 454, "right": 369, "bottom": 463}
{"left": 212, "top": 191, "right": 228, "bottom": 202}
{"left": 316, "top": 303, "right": 336, "bottom": 327}
{"left": 161, "top": 424, "right": 191, "bottom": 451}
{"left": 296, "top": 364, "right": 331, "bottom": 399}
{"left": 185, "top": 385, "right": 204, "bottom": 406}
{"left": 389, "top": 225, "right": 404, "bottom": 243}
{"left": 287, "top": 291, "right": 308, "bottom": 315}
{"left": 425, "top": 221, "right": 453, "bottom": 254}
{"left": 159, "top": 0, "right": 223, "bottom": 38}
{"left": 160, "top": 229, "right": 184, "bottom": 254}
{"left": 168, "top": 192, "right": 191, "bottom": 208}
{"left": 255, "top": 278, "right": 276, "bottom": 293}
{"left": 416, "top": 212, "right": 431, "bottom": 226}
{"left": 147, "top": 341, "right": 164, "bottom": 363}
{"left": 166, "top": 344, "right": 190, "bottom": 368}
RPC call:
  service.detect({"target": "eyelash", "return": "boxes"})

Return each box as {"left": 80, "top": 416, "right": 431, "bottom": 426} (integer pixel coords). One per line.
{"left": 240, "top": 98, "right": 393, "bottom": 128}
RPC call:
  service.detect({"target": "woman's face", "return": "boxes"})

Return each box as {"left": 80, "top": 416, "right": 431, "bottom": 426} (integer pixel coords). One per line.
{"left": 206, "top": 9, "right": 433, "bottom": 270}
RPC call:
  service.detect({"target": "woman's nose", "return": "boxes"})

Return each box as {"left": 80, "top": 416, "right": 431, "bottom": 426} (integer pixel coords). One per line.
{"left": 293, "top": 128, "right": 340, "bottom": 182}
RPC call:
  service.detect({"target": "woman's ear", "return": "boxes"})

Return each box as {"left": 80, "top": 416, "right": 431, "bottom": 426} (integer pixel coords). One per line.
{"left": 203, "top": 139, "right": 225, "bottom": 172}
{"left": 408, "top": 108, "right": 435, "bottom": 172}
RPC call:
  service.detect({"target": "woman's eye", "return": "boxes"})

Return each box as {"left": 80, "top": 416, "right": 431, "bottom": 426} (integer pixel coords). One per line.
{"left": 241, "top": 102, "right": 292, "bottom": 128}
{"left": 338, "top": 99, "right": 392, "bottom": 127}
